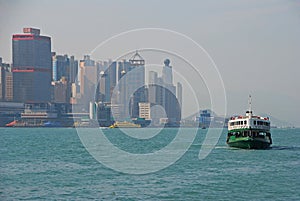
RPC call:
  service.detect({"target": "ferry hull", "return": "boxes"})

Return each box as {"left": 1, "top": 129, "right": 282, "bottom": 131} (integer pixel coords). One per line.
{"left": 227, "top": 137, "right": 271, "bottom": 149}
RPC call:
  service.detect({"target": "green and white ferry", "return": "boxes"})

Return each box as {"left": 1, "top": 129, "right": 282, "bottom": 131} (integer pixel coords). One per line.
{"left": 227, "top": 96, "right": 272, "bottom": 149}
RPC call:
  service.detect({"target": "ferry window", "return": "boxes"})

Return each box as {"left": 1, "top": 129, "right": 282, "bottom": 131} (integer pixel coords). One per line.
{"left": 254, "top": 120, "right": 256, "bottom": 125}
{"left": 244, "top": 120, "right": 247, "bottom": 125}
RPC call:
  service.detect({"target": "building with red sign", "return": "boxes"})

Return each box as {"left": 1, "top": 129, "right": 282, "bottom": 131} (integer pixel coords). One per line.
{"left": 12, "top": 28, "right": 52, "bottom": 103}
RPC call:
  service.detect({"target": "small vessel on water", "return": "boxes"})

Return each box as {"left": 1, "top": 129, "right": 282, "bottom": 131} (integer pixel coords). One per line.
{"left": 109, "top": 121, "right": 141, "bottom": 128}
{"left": 5, "top": 120, "right": 18, "bottom": 127}
{"left": 227, "top": 95, "right": 272, "bottom": 149}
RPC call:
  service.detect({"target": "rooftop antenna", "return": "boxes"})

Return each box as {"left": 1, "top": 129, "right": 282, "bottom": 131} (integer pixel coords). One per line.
{"left": 129, "top": 50, "right": 145, "bottom": 66}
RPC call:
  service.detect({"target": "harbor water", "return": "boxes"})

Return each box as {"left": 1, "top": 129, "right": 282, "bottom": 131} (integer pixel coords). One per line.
{"left": 1, "top": 128, "right": 300, "bottom": 200}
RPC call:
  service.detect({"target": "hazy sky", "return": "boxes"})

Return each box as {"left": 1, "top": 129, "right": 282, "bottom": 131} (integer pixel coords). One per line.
{"left": 0, "top": 0, "right": 299, "bottom": 126}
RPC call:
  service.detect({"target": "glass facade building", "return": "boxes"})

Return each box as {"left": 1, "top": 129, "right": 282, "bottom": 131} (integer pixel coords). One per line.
{"left": 12, "top": 28, "right": 52, "bottom": 103}
{"left": 116, "top": 52, "right": 146, "bottom": 119}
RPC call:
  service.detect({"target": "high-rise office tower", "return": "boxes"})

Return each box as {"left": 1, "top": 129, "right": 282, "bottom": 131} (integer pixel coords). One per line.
{"left": 79, "top": 55, "right": 97, "bottom": 98}
{"left": 12, "top": 28, "right": 52, "bottom": 103}
{"left": 51, "top": 53, "right": 78, "bottom": 105}
{"left": 162, "top": 59, "right": 173, "bottom": 85}
{"left": 52, "top": 53, "right": 69, "bottom": 81}
{"left": 51, "top": 52, "right": 57, "bottom": 81}
{"left": 177, "top": 82, "right": 182, "bottom": 109}
{"left": 149, "top": 71, "right": 158, "bottom": 85}
{"left": 116, "top": 52, "right": 146, "bottom": 119}
{"left": 105, "top": 61, "right": 117, "bottom": 102}
{"left": 79, "top": 55, "right": 101, "bottom": 112}
{"left": 52, "top": 54, "right": 78, "bottom": 84}
{"left": 147, "top": 59, "right": 181, "bottom": 126}
{"left": 69, "top": 56, "right": 78, "bottom": 84}
{"left": 1, "top": 58, "right": 13, "bottom": 102}
{"left": 5, "top": 71, "right": 13, "bottom": 101}
{"left": 0, "top": 58, "right": 5, "bottom": 100}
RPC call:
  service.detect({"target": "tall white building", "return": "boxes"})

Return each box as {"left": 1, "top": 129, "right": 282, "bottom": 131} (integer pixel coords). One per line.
{"left": 162, "top": 59, "right": 173, "bottom": 86}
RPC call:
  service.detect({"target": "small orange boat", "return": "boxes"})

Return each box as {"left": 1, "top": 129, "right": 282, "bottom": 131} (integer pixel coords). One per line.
{"left": 6, "top": 120, "right": 17, "bottom": 127}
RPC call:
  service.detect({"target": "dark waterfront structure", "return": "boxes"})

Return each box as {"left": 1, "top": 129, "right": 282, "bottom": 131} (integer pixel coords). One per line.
{"left": 97, "top": 102, "right": 113, "bottom": 127}
{"left": 12, "top": 28, "right": 52, "bottom": 103}
{"left": 0, "top": 102, "right": 23, "bottom": 127}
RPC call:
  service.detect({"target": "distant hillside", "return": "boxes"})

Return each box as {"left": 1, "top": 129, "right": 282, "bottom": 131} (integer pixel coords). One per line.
{"left": 183, "top": 109, "right": 218, "bottom": 121}
{"left": 259, "top": 113, "right": 294, "bottom": 128}
{"left": 182, "top": 110, "right": 294, "bottom": 128}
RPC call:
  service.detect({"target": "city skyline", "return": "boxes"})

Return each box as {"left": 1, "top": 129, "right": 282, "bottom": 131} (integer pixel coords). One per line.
{"left": 1, "top": 40, "right": 184, "bottom": 127}
{"left": 0, "top": 0, "right": 299, "bottom": 126}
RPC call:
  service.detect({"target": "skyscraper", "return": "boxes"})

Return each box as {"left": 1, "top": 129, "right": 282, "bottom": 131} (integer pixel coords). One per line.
{"left": 0, "top": 58, "right": 5, "bottom": 100}
{"left": 105, "top": 61, "right": 117, "bottom": 102}
{"left": 51, "top": 52, "right": 57, "bottom": 81}
{"left": 147, "top": 59, "right": 181, "bottom": 126}
{"left": 52, "top": 53, "right": 78, "bottom": 83}
{"left": 4, "top": 71, "right": 13, "bottom": 101}
{"left": 69, "top": 56, "right": 78, "bottom": 84}
{"left": 116, "top": 52, "right": 146, "bottom": 119}
{"left": 177, "top": 82, "right": 183, "bottom": 109}
{"left": 162, "top": 59, "right": 173, "bottom": 85}
{"left": 79, "top": 55, "right": 101, "bottom": 112}
{"left": 52, "top": 53, "right": 69, "bottom": 81}
{"left": 0, "top": 58, "right": 13, "bottom": 102}
{"left": 79, "top": 55, "right": 97, "bottom": 98}
{"left": 148, "top": 71, "right": 158, "bottom": 85}
{"left": 12, "top": 28, "right": 52, "bottom": 103}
